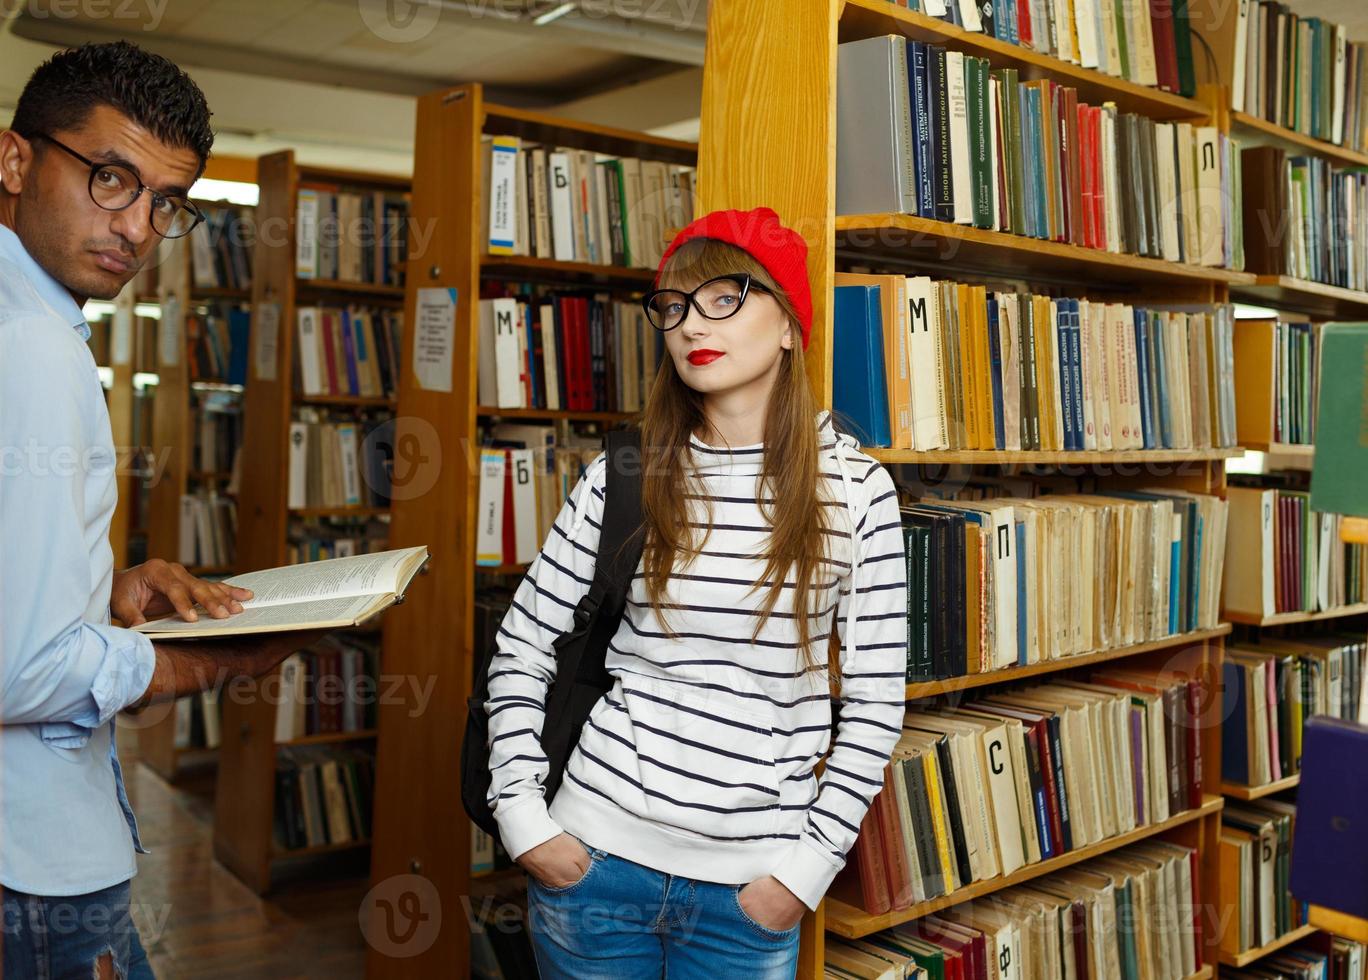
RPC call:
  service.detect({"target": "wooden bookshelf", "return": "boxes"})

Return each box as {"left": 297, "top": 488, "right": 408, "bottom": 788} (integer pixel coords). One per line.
{"left": 1218, "top": 922, "right": 1319, "bottom": 968}
{"left": 365, "top": 83, "right": 696, "bottom": 979}
{"left": 906, "top": 625, "right": 1232, "bottom": 700}
{"left": 216, "top": 151, "right": 405, "bottom": 894}
{"left": 1240, "top": 442, "right": 1315, "bottom": 471}
{"left": 1224, "top": 602, "right": 1368, "bottom": 627}
{"left": 1221, "top": 773, "right": 1299, "bottom": 801}
{"left": 295, "top": 394, "right": 397, "bottom": 409}
{"left": 279, "top": 729, "right": 377, "bottom": 748}
{"left": 870, "top": 447, "right": 1244, "bottom": 465}
{"left": 825, "top": 796, "right": 1223, "bottom": 939}
{"left": 476, "top": 406, "right": 634, "bottom": 423}
{"left": 1232, "top": 275, "right": 1368, "bottom": 322}
{"left": 1230, "top": 112, "right": 1368, "bottom": 169}
{"left": 104, "top": 287, "right": 138, "bottom": 571}
{"left": 1309, "top": 906, "right": 1368, "bottom": 945}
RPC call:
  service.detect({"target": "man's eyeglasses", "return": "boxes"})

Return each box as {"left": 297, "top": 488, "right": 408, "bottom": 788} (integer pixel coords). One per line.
{"left": 641, "top": 273, "right": 772, "bottom": 332}
{"left": 32, "top": 134, "right": 203, "bottom": 240}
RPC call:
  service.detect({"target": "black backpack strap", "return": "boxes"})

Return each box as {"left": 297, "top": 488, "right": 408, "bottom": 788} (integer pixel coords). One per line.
{"left": 571, "top": 427, "right": 643, "bottom": 686}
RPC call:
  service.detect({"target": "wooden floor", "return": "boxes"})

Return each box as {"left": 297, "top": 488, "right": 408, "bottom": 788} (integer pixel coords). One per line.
{"left": 119, "top": 732, "right": 370, "bottom": 978}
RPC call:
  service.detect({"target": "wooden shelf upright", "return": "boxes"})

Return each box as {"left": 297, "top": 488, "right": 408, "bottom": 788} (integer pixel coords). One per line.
{"left": 697, "top": 2, "right": 1243, "bottom": 974}
{"left": 215, "top": 151, "right": 408, "bottom": 894}
{"left": 364, "top": 82, "right": 695, "bottom": 978}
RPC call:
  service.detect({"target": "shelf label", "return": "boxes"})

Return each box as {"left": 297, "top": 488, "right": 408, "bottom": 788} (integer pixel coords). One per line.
{"left": 254, "top": 301, "right": 281, "bottom": 381}
{"left": 414, "top": 287, "right": 457, "bottom": 393}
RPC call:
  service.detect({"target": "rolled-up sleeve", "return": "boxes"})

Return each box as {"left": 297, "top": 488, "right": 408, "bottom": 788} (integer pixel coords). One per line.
{"left": 1, "top": 314, "right": 156, "bottom": 744}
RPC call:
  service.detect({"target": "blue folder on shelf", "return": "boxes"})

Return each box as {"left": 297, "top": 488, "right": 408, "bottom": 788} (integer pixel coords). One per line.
{"left": 833, "top": 285, "right": 891, "bottom": 449}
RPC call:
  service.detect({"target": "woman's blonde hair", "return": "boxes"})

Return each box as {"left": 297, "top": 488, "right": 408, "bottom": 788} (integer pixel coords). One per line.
{"left": 639, "top": 238, "right": 832, "bottom": 674}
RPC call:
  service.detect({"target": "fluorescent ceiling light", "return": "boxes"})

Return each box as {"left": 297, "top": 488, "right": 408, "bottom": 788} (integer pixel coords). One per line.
{"left": 533, "top": 2, "right": 575, "bottom": 25}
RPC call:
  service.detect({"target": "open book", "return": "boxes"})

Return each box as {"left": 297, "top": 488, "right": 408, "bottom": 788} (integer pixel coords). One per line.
{"left": 133, "top": 546, "right": 429, "bottom": 639}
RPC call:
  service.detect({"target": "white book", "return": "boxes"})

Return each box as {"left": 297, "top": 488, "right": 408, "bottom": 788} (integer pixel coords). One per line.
{"left": 174, "top": 697, "right": 192, "bottom": 749}
{"left": 189, "top": 220, "right": 219, "bottom": 290}
{"left": 1098, "top": 0, "right": 1122, "bottom": 76}
{"left": 287, "top": 422, "right": 308, "bottom": 510}
{"left": 1334, "top": 26, "right": 1347, "bottom": 146}
{"left": 905, "top": 277, "right": 948, "bottom": 450}
{"left": 486, "top": 135, "right": 519, "bottom": 255}
{"left": 178, "top": 495, "right": 198, "bottom": 565}
{"left": 1195, "top": 127, "right": 1224, "bottom": 266}
{"left": 1155, "top": 124, "right": 1181, "bottom": 262}
{"left": 1101, "top": 304, "right": 1126, "bottom": 451}
{"left": 1231, "top": 0, "right": 1251, "bottom": 113}
{"left": 1130, "top": 0, "right": 1158, "bottom": 86}
{"left": 980, "top": 722, "right": 1026, "bottom": 875}
{"left": 593, "top": 159, "right": 613, "bottom": 266}
{"left": 296, "top": 307, "right": 324, "bottom": 396}
{"left": 621, "top": 157, "right": 645, "bottom": 268}
{"left": 1101, "top": 108, "right": 1121, "bottom": 253}
{"left": 947, "top": 51, "right": 974, "bottom": 224}
{"left": 1175, "top": 122, "right": 1198, "bottom": 263}
{"left": 491, "top": 297, "right": 522, "bottom": 409}
{"left": 201, "top": 690, "right": 221, "bottom": 749}
{"left": 509, "top": 448, "right": 539, "bottom": 565}
{"left": 530, "top": 147, "right": 552, "bottom": 258}
{"left": 273, "top": 653, "right": 306, "bottom": 742}
{"left": 1074, "top": 0, "right": 1100, "bottom": 68}
{"left": 640, "top": 160, "right": 670, "bottom": 268}
{"left": 337, "top": 423, "right": 361, "bottom": 506}
{"left": 956, "top": 0, "right": 983, "bottom": 30}
{"left": 548, "top": 151, "right": 575, "bottom": 262}
{"left": 295, "top": 189, "right": 319, "bottom": 278}
{"left": 989, "top": 76, "right": 1003, "bottom": 231}
{"left": 477, "top": 450, "right": 506, "bottom": 566}
{"left": 540, "top": 304, "right": 561, "bottom": 411}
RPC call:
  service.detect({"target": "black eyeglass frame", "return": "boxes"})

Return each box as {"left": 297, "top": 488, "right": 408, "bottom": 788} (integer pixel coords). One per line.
{"left": 31, "top": 133, "right": 204, "bottom": 240}
{"left": 641, "top": 273, "right": 773, "bottom": 333}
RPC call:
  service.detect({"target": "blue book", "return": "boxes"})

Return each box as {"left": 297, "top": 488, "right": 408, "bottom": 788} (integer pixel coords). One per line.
{"left": 1055, "top": 304, "right": 1077, "bottom": 450}
{"left": 1005, "top": 0, "right": 1019, "bottom": 45}
{"left": 987, "top": 297, "right": 1006, "bottom": 449}
{"left": 833, "top": 285, "right": 892, "bottom": 447}
{"left": 1190, "top": 512, "right": 1204, "bottom": 632}
{"left": 907, "top": 40, "right": 936, "bottom": 219}
{"left": 524, "top": 302, "right": 540, "bottom": 410}
{"left": 226, "top": 308, "right": 251, "bottom": 387}
{"left": 340, "top": 310, "right": 361, "bottom": 395}
{"left": 1290, "top": 716, "right": 1368, "bottom": 918}
{"left": 1152, "top": 314, "right": 1173, "bottom": 448}
{"left": 1018, "top": 85, "right": 1036, "bottom": 239}
{"left": 1065, "top": 300, "right": 1085, "bottom": 450}
{"left": 1168, "top": 523, "right": 1182, "bottom": 635}
{"left": 1134, "top": 309, "right": 1154, "bottom": 449}
{"left": 1029, "top": 88, "right": 1048, "bottom": 238}
{"left": 1220, "top": 660, "right": 1250, "bottom": 784}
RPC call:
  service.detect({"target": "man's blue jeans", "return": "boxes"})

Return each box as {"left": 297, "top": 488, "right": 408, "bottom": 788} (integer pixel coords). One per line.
{"left": 3, "top": 879, "right": 154, "bottom": 979}
{"left": 526, "top": 837, "right": 802, "bottom": 979}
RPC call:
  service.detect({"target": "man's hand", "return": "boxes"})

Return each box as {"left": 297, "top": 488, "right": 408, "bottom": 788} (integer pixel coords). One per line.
{"left": 111, "top": 559, "right": 252, "bottom": 627}
{"left": 518, "top": 832, "right": 592, "bottom": 890}
{"left": 738, "top": 876, "right": 806, "bottom": 933}
{"left": 128, "top": 629, "right": 329, "bottom": 710}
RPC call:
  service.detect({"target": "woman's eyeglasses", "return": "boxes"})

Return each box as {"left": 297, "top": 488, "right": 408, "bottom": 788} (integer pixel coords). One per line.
{"left": 32, "top": 134, "right": 204, "bottom": 240}
{"left": 641, "top": 273, "right": 772, "bottom": 332}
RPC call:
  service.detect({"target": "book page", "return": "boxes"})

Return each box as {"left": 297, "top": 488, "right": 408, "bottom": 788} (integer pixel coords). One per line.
{"left": 136, "top": 594, "right": 380, "bottom": 638}
{"left": 221, "top": 546, "right": 426, "bottom": 607}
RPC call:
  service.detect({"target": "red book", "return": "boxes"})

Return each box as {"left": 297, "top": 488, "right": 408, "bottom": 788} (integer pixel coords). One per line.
{"left": 875, "top": 770, "right": 914, "bottom": 909}
{"left": 1183, "top": 678, "right": 1204, "bottom": 809}
{"left": 576, "top": 297, "right": 593, "bottom": 412}
{"left": 1031, "top": 718, "right": 1068, "bottom": 853}
{"left": 319, "top": 309, "right": 339, "bottom": 395}
{"left": 1147, "top": 0, "right": 1180, "bottom": 93}
{"left": 1064, "top": 88, "right": 1084, "bottom": 247}
{"left": 1017, "top": 0, "right": 1033, "bottom": 50}
{"left": 1187, "top": 846, "right": 1205, "bottom": 968}
{"left": 828, "top": 789, "right": 891, "bottom": 914}
{"left": 501, "top": 448, "right": 516, "bottom": 565}
{"left": 529, "top": 301, "right": 545, "bottom": 410}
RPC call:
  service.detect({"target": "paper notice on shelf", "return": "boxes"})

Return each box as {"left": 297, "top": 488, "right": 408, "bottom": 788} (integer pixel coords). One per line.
{"left": 254, "top": 300, "right": 280, "bottom": 381}
{"left": 414, "top": 287, "right": 457, "bottom": 393}
{"left": 158, "top": 295, "right": 181, "bottom": 367}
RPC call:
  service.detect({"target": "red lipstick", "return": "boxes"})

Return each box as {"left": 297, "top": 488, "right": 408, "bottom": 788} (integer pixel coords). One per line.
{"left": 687, "top": 349, "right": 724, "bottom": 366}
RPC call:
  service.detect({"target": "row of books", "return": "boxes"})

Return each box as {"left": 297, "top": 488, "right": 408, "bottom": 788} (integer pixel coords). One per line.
{"left": 1231, "top": 0, "right": 1368, "bottom": 153}
{"left": 837, "top": 36, "right": 1244, "bottom": 267}
{"left": 189, "top": 206, "right": 253, "bottom": 292}
{"left": 1225, "top": 938, "right": 1367, "bottom": 980}
{"left": 481, "top": 137, "right": 695, "bottom": 270}
{"left": 1222, "top": 634, "right": 1368, "bottom": 789}
{"left": 171, "top": 691, "right": 221, "bottom": 751}
{"left": 177, "top": 491, "right": 236, "bottom": 569}
{"left": 1219, "top": 799, "right": 1303, "bottom": 959}
{"left": 476, "top": 292, "right": 661, "bottom": 413}
{"left": 286, "top": 409, "right": 395, "bottom": 510}
{"left": 295, "top": 185, "right": 410, "bottom": 287}
{"left": 274, "top": 747, "right": 374, "bottom": 851}
{"left": 900, "top": 487, "right": 1227, "bottom": 681}
{"left": 828, "top": 840, "right": 1201, "bottom": 980}
{"left": 287, "top": 521, "right": 390, "bottom": 565}
{"left": 476, "top": 426, "right": 604, "bottom": 567}
{"left": 1233, "top": 318, "right": 1320, "bottom": 448}
{"left": 1243, "top": 147, "right": 1368, "bottom": 294}
{"left": 295, "top": 306, "right": 403, "bottom": 400}
{"left": 1224, "top": 485, "right": 1368, "bottom": 620}
{"left": 886, "top": 0, "right": 1198, "bottom": 97}
{"left": 186, "top": 309, "right": 250, "bottom": 386}
{"left": 273, "top": 636, "right": 380, "bottom": 742}
{"left": 833, "top": 276, "right": 1238, "bottom": 452}
{"left": 191, "top": 388, "right": 242, "bottom": 474}
{"left": 834, "top": 672, "right": 1205, "bottom": 914}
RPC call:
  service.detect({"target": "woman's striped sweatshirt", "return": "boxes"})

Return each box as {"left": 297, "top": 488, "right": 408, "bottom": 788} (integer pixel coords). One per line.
{"left": 484, "top": 410, "right": 908, "bottom": 910}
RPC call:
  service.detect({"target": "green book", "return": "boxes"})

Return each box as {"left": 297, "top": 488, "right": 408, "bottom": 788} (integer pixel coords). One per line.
{"left": 1310, "top": 324, "right": 1368, "bottom": 517}
{"left": 967, "top": 57, "right": 993, "bottom": 230}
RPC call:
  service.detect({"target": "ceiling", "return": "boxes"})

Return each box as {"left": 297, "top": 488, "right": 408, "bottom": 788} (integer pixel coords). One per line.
{"left": 0, "top": 0, "right": 709, "bottom": 174}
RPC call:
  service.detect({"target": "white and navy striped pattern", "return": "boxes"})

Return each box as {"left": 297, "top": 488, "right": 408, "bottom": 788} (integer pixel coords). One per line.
{"left": 484, "top": 411, "right": 907, "bottom": 910}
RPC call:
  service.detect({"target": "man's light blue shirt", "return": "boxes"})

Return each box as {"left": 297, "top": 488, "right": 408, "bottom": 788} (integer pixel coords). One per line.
{"left": 0, "top": 222, "right": 154, "bottom": 895}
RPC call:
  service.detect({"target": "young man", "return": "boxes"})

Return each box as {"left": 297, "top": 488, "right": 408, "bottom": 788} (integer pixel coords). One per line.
{"left": 1, "top": 41, "right": 316, "bottom": 978}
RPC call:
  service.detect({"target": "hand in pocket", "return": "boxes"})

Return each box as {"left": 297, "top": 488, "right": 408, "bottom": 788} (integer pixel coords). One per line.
{"left": 519, "top": 832, "right": 592, "bottom": 889}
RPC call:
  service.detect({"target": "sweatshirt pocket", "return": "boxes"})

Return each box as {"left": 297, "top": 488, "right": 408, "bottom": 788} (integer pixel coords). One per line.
{"left": 617, "top": 672, "right": 782, "bottom": 840}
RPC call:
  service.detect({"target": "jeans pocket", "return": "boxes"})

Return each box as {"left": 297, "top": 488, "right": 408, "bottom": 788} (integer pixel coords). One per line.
{"left": 732, "top": 885, "right": 802, "bottom": 941}
{"left": 530, "top": 837, "right": 604, "bottom": 895}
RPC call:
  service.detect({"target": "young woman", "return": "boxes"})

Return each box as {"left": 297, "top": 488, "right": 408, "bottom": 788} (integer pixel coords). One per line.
{"left": 484, "top": 206, "right": 908, "bottom": 978}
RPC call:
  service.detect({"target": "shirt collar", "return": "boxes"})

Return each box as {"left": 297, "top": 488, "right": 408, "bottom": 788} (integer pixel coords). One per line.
{"left": 0, "top": 223, "right": 91, "bottom": 340}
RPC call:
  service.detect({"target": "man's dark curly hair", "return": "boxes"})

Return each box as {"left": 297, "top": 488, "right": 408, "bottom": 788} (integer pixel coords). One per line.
{"left": 11, "top": 40, "right": 213, "bottom": 169}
